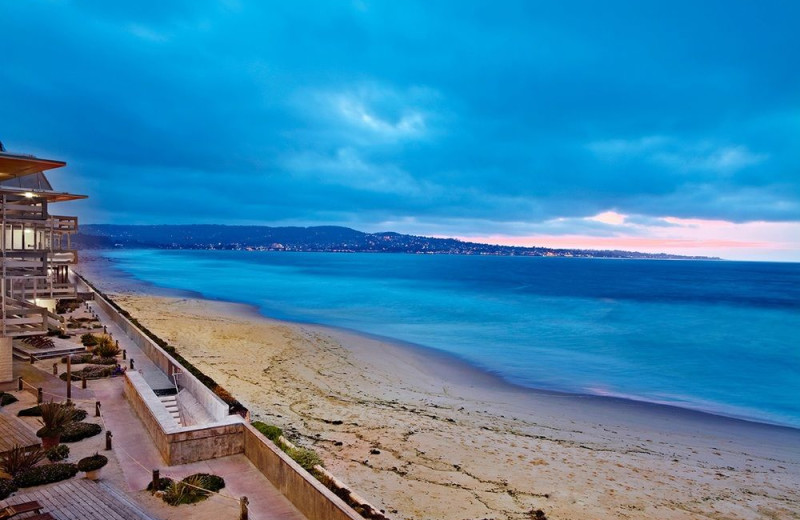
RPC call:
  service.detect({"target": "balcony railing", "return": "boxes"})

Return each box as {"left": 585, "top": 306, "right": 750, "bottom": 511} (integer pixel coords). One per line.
{"left": 2, "top": 298, "right": 48, "bottom": 337}
{"left": 49, "top": 215, "right": 78, "bottom": 233}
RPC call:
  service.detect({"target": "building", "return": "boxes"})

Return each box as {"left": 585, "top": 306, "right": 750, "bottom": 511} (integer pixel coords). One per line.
{"left": 0, "top": 141, "right": 85, "bottom": 381}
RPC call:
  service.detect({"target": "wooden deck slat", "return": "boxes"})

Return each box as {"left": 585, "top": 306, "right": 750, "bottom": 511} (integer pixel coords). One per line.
{"left": 0, "top": 479, "right": 157, "bottom": 520}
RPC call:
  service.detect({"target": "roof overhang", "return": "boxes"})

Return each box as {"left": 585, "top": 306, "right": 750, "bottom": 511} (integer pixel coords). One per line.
{"left": 0, "top": 186, "right": 87, "bottom": 202}
{"left": 0, "top": 152, "right": 66, "bottom": 180}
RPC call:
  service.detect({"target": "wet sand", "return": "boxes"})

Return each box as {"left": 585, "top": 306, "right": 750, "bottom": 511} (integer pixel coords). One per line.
{"left": 76, "top": 256, "right": 800, "bottom": 520}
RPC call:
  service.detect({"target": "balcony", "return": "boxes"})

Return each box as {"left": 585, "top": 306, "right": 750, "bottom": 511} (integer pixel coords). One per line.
{"left": 2, "top": 298, "right": 47, "bottom": 337}
{"left": 6, "top": 277, "right": 77, "bottom": 301}
{"left": 49, "top": 215, "right": 78, "bottom": 233}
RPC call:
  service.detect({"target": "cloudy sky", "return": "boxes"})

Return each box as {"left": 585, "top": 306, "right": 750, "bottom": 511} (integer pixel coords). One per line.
{"left": 2, "top": 1, "right": 798, "bottom": 260}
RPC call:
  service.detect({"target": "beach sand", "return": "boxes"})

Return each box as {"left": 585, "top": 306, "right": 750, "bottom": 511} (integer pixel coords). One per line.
{"left": 76, "top": 258, "right": 800, "bottom": 520}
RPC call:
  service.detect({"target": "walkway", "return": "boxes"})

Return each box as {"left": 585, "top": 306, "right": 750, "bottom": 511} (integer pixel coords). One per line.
{"left": 85, "top": 301, "right": 173, "bottom": 391}
{"left": 0, "top": 479, "right": 157, "bottom": 520}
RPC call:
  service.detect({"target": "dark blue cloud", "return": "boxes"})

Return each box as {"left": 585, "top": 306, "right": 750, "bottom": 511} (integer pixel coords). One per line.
{"left": 1, "top": 0, "right": 798, "bottom": 236}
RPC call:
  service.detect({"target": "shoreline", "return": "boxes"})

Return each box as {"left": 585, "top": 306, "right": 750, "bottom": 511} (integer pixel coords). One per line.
{"left": 74, "top": 255, "right": 800, "bottom": 519}
{"left": 81, "top": 252, "right": 799, "bottom": 434}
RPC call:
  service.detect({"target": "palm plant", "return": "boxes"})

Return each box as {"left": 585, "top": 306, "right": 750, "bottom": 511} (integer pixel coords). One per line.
{"left": 36, "top": 401, "right": 77, "bottom": 448}
{"left": 0, "top": 445, "right": 45, "bottom": 476}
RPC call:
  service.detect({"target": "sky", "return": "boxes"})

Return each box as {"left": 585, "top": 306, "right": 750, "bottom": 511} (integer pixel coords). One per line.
{"left": 1, "top": 1, "right": 799, "bottom": 261}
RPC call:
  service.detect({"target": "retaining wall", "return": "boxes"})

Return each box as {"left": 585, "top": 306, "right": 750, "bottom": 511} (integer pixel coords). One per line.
{"left": 243, "top": 424, "right": 363, "bottom": 520}
{"left": 90, "top": 287, "right": 229, "bottom": 421}
{"left": 124, "top": 371, "right": 245, "bottom": 465}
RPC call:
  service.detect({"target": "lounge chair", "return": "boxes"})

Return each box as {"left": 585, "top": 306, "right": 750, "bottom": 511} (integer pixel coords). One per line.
{"left": 0, "top": 501, "right": 43, "bottom": 519}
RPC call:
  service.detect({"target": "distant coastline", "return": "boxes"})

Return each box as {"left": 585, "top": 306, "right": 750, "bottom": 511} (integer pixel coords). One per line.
{"left": 74, "top": 224, "right": 720, "bottom": 260}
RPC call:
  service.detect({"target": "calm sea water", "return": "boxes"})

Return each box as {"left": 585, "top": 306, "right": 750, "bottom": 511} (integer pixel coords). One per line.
{"left": 100, "top": 250, "right": 800, "bottom": 429}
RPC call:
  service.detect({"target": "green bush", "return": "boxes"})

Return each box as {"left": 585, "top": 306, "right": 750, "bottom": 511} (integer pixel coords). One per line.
{"left": 162, "top": 473, "right": 225, "bottom": 506}
{"left": 287, "top": 447, "right": 324, "bottom": 472}
{"left": 184, "top": 473, "right": 225, "bottom": 492}
{"left": 19, "top": 404, "right": 87, "bottom": 421}
{"left": 146, "top": 476, "right": 175, "bottom": 492}
{"left": 59, "top": 365, "right": 113, "bottom": 381}
{"left": 81, "top": 333, "right": 98, "bottom": 346}
{"left": 252, "top": 421, "right": 283, "bottom": 443}
{"left": 59, "top": 422, "right": 102, "bottom": 443}
{"left": 0, "top": 478, "right": 17, "bottom": 500}
{"left": 91, "top": 357, "right": 118, "bottom": 366}
{"left": 77, "top": 453, "right": 107, "bottom": 472}
{"left": 0, "top": 393, "right": 18, "bottom": 406}
{"left": 62, "top": 354, "right": 93, "bottom": 364}
{"left": 13, "top": 463, "right": 78, "bottom": 488}
{"left": 46, "top": 444, "right": 70, "bottom": 462}
{"left": 93, "top": 336, "right": 120, "bottom": 358}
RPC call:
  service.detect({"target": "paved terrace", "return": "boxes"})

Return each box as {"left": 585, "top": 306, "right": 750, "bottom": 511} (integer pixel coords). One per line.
{"left": 2, "top": 354, "right": 306, "bottom": 519}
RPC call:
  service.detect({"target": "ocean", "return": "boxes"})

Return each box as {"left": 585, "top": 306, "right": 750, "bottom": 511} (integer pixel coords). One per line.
{"left": 98, "top": 249, "right": 800, "bottom": 429}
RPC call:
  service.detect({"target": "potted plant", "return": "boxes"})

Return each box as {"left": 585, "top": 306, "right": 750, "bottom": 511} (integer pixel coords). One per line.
{"left": 77, "top": 453, "right": 107, "bottom": 480}
{"left": 36, "top": 402, "right": 76, "bottom": 450}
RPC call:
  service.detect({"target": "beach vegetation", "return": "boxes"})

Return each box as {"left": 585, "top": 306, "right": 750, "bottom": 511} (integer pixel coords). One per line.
{"left": 252, "top": 421, "right": 283, "bottom": 443}
{"left": 0, "top": 445, "right": 45, "bottom": 476}
{"left": 286, "top": 447, "right": 324, "bottom": 473}
{"left": 13, "top": 463, "right": 78, "bottom": 488}
{"left": 56, "top": 299, "right": 81, "bottom": 314}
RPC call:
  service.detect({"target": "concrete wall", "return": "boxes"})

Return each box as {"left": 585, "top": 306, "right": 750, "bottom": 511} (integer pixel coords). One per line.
{"left": 124, "top": 371, "right": 245, "bottom": 465}
{"left": 92, "top": 289, "right": 229, "bottom": 421}
{"left": 243, "top": 424, "right": 363, "bottom": 520}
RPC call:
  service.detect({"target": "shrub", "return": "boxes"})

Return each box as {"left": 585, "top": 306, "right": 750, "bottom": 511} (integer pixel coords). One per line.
{"left": 13, "top": 463, "right": 78, "bottom": 488}
{"left": 0, "top": 445, "right": 45, "bottom": 476}
{"left": 252, "top": 422, "right": 283, "bottom": 443}
{"left": 91, "top": 357, "right": 118, "bottom": 366}
{"left": 77, "top": 453, "right": 107, "bottom": 472}
{"left": 46, "top": 445, "right": 70, "bottom": 462}
{"left": 62, "top": 354, "right": 93, "bottom": 364}
{"left": 162, "top": 474, "right": 224, "bottom": 506}
{"left": 18, "top": 405, "right": 86, "bottom": 421}
{"left": 47, "top": 329, "right": 61, "bottom": 337}
{"left": 0, "top": 478, "right": 17, "bottom": 500}
{"left": 56, "top": 299, "right": 81, "bottom": 314}
{"left": 0, "top": 393, "right": 18, "bottom": 406}
{"left": 184, "top": 473, "right": 225, "bottom": 492}
{"left": 59, "top": 365, "right": 113, "bottom": 381}
{"left": 287, "top": 447, "right": 324, "bottom": 472}
{"left": 146, "top": 476, "right": 175, "bottom": 492}
{"left": 93, "top": 336, "right": 120, "bottom": 358}
{"left": 81, "top": 333, "right": 98, "bottom": 347}
{"left": 37, "top": 402, "right": 77, "bottom": 438}
{"left": 59, "top": 422, "right": 102, "bottom": 443}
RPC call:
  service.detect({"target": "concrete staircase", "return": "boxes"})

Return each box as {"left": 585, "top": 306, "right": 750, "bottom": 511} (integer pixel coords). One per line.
{"left": 159, "top": 394, "right": 182, "bottom": 426}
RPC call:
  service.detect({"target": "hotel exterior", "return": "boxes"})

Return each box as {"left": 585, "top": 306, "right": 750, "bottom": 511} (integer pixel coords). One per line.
{"left": 0, "top": 141, "right": 85, "bottom": 381}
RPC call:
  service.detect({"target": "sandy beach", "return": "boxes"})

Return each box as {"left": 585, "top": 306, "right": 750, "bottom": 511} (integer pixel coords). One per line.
{"left": 76, "top": 257, "right": 800, "bottom": 520}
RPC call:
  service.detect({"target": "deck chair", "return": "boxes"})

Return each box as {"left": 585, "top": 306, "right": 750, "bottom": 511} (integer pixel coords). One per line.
{"left": 0, "top": 501, "right": 43, "bottom": 519}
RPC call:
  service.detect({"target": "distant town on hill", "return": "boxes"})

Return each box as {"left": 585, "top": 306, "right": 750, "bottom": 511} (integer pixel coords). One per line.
{"left": 74, "top": 224, "right": 719, "bottom": 260}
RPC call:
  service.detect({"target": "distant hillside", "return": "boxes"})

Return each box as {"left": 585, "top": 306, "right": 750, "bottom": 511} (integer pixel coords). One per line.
{"left": 74, "top": 224, "right": 718, "bottom": 260}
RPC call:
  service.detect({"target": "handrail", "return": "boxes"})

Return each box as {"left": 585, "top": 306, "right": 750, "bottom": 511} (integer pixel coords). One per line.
{"left": 172, "top": 372, "right": 186, "bottom": 426}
